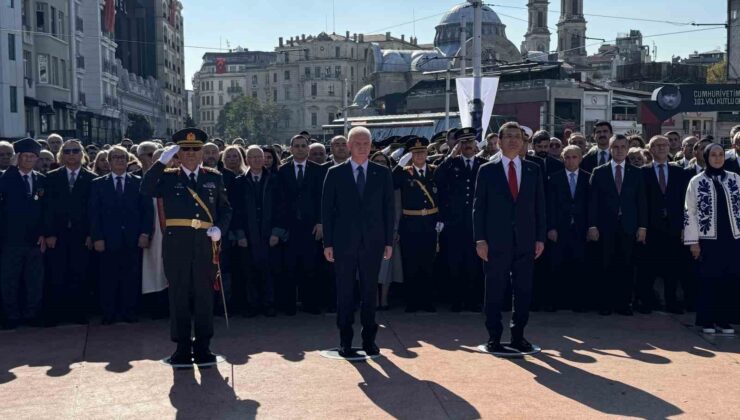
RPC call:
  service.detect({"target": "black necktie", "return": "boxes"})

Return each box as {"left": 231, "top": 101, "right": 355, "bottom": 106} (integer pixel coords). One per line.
{"left": 296, "top": 164, "right": 304, "bottom": 186}
{"left": 115, "top": 176, "right": 124, "bottom": 196}
{"left": 22, "top": 174, "right": 31, "bottom": 195}
{"left": 466, "top": 159, "right": 472, "bottom": 171}
{"left": 419, "top": 169, "right": 424, "bottom": 178}
{"left": 357, "top": 165, "right": 366, "bottom": 196}
{"left": 599, "top": 151, "right": 607, "bottom": 166}
{"left": 188, "top": 172, "right": 196, "bottom": 189}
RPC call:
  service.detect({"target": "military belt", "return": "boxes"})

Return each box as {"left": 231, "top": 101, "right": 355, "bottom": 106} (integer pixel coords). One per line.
{"left": 166, "top": 219, "right": 213, "bottom": 229}
{"left": 402, "top": 208, "right": 439, "bottom": 217}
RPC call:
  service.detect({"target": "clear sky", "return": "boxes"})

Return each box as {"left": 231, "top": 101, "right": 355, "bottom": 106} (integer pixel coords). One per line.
{"left": 182, "top": 0, "right": 728, "bottom": 89}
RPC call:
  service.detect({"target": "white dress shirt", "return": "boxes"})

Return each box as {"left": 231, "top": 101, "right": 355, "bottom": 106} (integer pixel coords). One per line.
{"left": 112, "top": 172, "right": 126, "bottom": 192}
{"left": 413, "top": 164, "right": 427, "bottom": 178}
{"left": 19, "top": 169, "right": 33, "bottom": 191}
{"left": 181, "top": 164, "right": 201, "bottom": 182}
{"left": 293, "top": 160, "right": 307, "bottom": 179}
{"left": 500, "top": 155, "right": 522, "bottom": 188}
{"left": 350, "top": 159, "right": 369, "bottom": 182}
{"left": 610, "top": 160, "right": 625, "bottom": 179}
{"left": 653, "top": 161, "right": 669, "bottom": 185}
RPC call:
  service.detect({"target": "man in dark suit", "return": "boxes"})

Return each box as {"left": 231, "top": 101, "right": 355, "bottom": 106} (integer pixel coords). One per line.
{"left": 44, "top": 139, "right": 96, "bottom": 324}
{"left": 723, "top": 132, "right": 740, "bottom": 175}
{"left": 0, "top": 138, "right": 47, "bottom": 329}
{"left": 233, "top": 146, "right": 284, "bottom": 317}
{"left": 435, "top": 128, "right": 487, "bottom": 312}
{"left": 89, "top": 146, "right": 154, "bottom": 324}
{"left": 581, "top": 121, "right": 613, "bottom": 173}
{"left": 275, "top": 134, "right": 324, "bottom": 315}
{"left": 531, "top": 130, "right": 565, "bottom": 177}
{"left": 322, "top": 126, "right": 394, "bottom": 357}
{"left": 546, "top": 145, "right": 590, "bottom": 311}
{"left": 588, "top": 134, "right": 648, "bottom": 316}
{"left": 474, "top": 122, "right": 546, "bottom": 353}
{"left": 684, "top": 137, "right": 712, "bottom": 177}
{"left": 636, "top": 135, "right": 691, "bottom": 313}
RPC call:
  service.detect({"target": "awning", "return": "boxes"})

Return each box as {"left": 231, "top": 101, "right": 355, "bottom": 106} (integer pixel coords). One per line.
{"left": 40, "top": 105, "right": 55, "bottom": 115}
{"left": 53, "top": 100, "right": 75, "bottom": 110}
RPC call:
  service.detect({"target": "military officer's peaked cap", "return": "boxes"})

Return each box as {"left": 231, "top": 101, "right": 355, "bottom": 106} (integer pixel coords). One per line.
{"left": 430, "top": 131, "right": 447, "bottom": 144}
{"left": 172, "top": 128, "right": 208, "bottom": 147}
{"left": 13, "top": 137, "right": 42, "bottom": 156}
{"left": 405, "top": 136, "right": 429, "bottom": 152}
{"left": 374, "top": 136, "right": 400, "bottom": 148}
{"left": 454, "top": 127, "right": 477, "bottom": 142}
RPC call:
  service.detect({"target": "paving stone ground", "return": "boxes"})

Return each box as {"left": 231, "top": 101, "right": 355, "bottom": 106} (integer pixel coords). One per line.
{"left": 0, "top": 309, "right": 738, "bottom": 419}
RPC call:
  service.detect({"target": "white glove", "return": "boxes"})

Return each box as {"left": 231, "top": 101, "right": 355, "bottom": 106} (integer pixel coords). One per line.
{"left": 206, "top": 226, "right": 221, "bottom": 242}
{"left": 391, "top": 147, "right": 405, "bottom": 161}
{"left": 398, "top": 152, "right": 412, "bottom": 167}
{"left": 158, "top": 145, "right": 180, "bottom": 165}
{"left": 435, "top": 222, "right": 444, "bottom": 233}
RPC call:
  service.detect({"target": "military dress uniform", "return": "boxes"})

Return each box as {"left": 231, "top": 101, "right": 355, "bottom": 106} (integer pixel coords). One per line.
{"left": 393, "top": 136, "right": 440, "bottom": 312}
{"left": 140, "top": 128, "right": 232, "bottom": 365}
{"left": 434, "top": 128, "right": 486, "bottom": 311}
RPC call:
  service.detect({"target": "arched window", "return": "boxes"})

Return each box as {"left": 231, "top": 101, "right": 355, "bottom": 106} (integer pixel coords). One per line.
{"left": 537, "top": 11, "right": 544, "bottom": 28}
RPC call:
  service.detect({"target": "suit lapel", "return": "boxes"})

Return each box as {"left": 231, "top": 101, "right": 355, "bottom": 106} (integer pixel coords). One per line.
{"left": 491, "top": 158, "right": 513, "bottom": 203}
{"left": 363, "top": 163, "right": 378, "bottom": 201}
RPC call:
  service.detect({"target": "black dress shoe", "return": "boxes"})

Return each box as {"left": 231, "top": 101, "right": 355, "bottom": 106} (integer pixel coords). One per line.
{"left": 485, "top": 340, "right": 506, "bottom": 353}
{"left": 168, "top": 349, "right": 193, "bottom": 365}
{"left": 193, "top": 349, "right": 217, "bottom": 365}
{"left": 510, "top": 338, "right": 535, "bottom": 353}
{"left": 338, "top": 345, "right": 358, "bottom": 358}
{"left": 362, "top": 342, "right": 380, "bottom": 356}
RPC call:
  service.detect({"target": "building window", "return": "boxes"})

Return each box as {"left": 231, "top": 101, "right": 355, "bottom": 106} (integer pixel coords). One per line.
{"left": 8, "top": 34, "right": 15, "bottom": 61}
{"left": 218, "top": 95, "right": 223, "bottom": 105}
{"left": 335, "top": 66, "right": 341, "bottom": 77}
{"left": 325, "top": 66, "right": 331, "bottom": 77}
{"left": 304, "top": 67, "right": 310, "bottom": 78}
{"left": 572, "top": 0, "right": 579, "bottom": 15}
{"left": 328, "top": 113, "right": 334, "bottom": 124}
{"left": 284, "top": 70, "right": 290, "bottom": 80}
{"left": 273, "top": 89, "right": 277, "bottom": 102}
{"left": 328, "top": 84, "right": 335, "bottom": 96}
{"left": 252, "top": 90, "right": 257, "bottom": 99}
{"left": 218, "top": 80, "right": 223, "bottom": 91}
{"left": 314, "top": 66, "right": 321, "bottom": 78}
{"left": 50, "top": 6, "right": 56, "bottom": 35}
{"left": 252, "top": 75, "right": 258, "bottom": 85}
{"left": 538, "top": 11, "right": 544, "bottom": 28}
{"left": 350, "top": 67, "right": 354, "bottom": 78}
{"left": 311, "top": 112, "right": 317, "bottom": 127}
{"left": 8, "top": 0, "right": 14, "bottom": 8}
{"left": 335, "top": 46, "right": 340, "bottom": 58}
{"left": 285, "top": 87, "right": 291, "bottom": 100}
{"left": 36, "top": 3, "right": 47, "bottom": 32}
{"left": 9, "top": 86, "right": 17, "bottom": 113}
{"left": 273, "top": 73, "right": 277, "bottom": 83}
{"left": 311, "top": 83, "right": 317, "bottom": 96}
{"left": 57, "top": 10, "right": 64, "bottom": 38}
{"left": 60, "top": 58, "right": 66, "bottom": 88}
{"left": 23, "top": 50, "right": 31, "bottom": 78}
{"left": 51, "top": 56, "right": 58, "bottom": 85}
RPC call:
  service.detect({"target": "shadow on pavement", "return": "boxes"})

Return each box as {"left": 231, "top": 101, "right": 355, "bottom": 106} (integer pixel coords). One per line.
{"left": 511, "top": 353, "right": 683, "bottom": 419}
{"left": 352, "top": 355, "right": 480, "bottom": 420}
{"left": 169, "top": 366, "right": 260, "bottom": 420}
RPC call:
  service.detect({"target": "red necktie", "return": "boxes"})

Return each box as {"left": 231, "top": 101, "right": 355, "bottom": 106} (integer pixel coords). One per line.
{"left": 615, "top": 164, "right": 623, "bottom": 195}
{"left": 508, "top": 161, "right": 518, "bottom": 200}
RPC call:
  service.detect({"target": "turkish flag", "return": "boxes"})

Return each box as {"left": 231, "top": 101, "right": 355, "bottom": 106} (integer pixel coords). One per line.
{"left": 103, "top": 0, "right": 115, "bottom": 34}
{"left": 215, "top": 58, "right": 226, "bottom": 74}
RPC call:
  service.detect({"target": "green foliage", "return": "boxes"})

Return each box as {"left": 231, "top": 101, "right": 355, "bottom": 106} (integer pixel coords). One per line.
{"left": 125, "top": 114, "right": 154, "bottom": 142}
{"left": 215, "top": 96, "right": 288, "bottom": 144}
{"left": 707, "top": 59, "right": 727, "bottom": 84}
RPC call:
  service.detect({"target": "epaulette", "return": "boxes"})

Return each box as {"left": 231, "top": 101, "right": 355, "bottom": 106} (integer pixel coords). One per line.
{"left": 201, "top": 166, "right": 221, "bottom": 175}
{"left": 164, "top": 168, "right": 179, "bottom": 173}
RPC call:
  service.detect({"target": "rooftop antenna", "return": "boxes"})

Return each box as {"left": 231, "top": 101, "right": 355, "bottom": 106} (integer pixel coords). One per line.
{"left": 413, "top": 9, "right": 416, "bottom": 38}
{"left": 226, "top": 39, "right": 231, "bottom": 51}
{"left": 332, "top": 0, "right": 336, "bottom": 34}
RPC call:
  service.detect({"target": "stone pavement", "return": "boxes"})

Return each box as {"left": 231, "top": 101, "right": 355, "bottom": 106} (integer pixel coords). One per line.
{"left": 0, "top": 309, "right": 739, "bottom": 419}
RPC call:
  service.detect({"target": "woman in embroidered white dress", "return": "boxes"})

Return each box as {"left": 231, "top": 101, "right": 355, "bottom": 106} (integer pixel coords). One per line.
{"left": 684, "top": 143, "right": 740, "bottom": 335}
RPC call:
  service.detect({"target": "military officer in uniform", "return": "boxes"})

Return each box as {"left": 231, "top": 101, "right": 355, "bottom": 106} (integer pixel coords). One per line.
{"left": 141, "top": 128, "right": 232, "bottom": 365}
{"left": 393, "top": 136, "right": 443, "bottom": 312}
{"left": 434, "top": 128, "right": 487, "bottom": 311}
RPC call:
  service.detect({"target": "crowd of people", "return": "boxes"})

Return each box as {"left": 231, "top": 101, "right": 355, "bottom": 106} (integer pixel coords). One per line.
{"left": 1, "top": 122, "right": 739, "bottom": 338}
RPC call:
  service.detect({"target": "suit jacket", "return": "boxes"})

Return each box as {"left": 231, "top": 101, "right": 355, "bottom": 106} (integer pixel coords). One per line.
{"left": 588, "top": 162, "right": 647, "bottom": 236}
{"left": 89, "top": 173, "right": 154, "bottom": 250}
{"left": 473, "top": 155, "right": 546, "bottom": 253}
{"left": 546, "top": 168, "right": 590, "bottom": 238}
{"left": 531, "top": 154, "right": 565, "bottom": 177}
{"left": 321, "top": 160, "right": 394, "bottom": 256}
{"left": 0, "top": 167, "right": 46, "bottom": 246}
{"left": 641, "top": 162, "right": 686, "bottom": 235}
{"left": 275, "top": 160, "right": 323, "bottom": 231}
{"left": 581, "top": 147, "right": 610, "bottom": 174}
{"left": 723, "top": 156, "right": 740, "bottom": 176}
{"left": 44, "top": 166, "right": 96, "bottom": 239}
{"left": 233, "top": 169, "right": 281, "bottom": 260}
{"left": 434, "top": 155, "right": 486, "bottom": 228}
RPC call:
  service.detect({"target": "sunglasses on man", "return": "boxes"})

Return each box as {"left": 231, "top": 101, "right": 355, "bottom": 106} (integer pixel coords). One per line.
{"left": 63, "top": 148, "right": 81, "bottom": 155}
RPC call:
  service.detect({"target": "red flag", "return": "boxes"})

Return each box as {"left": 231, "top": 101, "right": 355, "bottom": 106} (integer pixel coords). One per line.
{"left": 169, "top": 0, "right": 177, "bottom": 26}
{"left": 103, "top": 0, "right": 115, "bottom": 34}
{"left": 215, "top": 58, "right": 226, "bottom": 74}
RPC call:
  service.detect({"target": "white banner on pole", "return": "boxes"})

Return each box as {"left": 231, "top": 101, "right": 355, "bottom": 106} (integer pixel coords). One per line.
{"left": 455, "top": 77, "right": 500, "bottom": 146}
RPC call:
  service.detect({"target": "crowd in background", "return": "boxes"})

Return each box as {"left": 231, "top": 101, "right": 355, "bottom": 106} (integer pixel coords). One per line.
{"left": 1, "top": 122, "right": 740, "bottom": 335}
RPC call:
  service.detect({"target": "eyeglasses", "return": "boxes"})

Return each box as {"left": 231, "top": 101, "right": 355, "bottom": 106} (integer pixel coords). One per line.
{"left": 63, "top": 149, "right": 81, "bottom": 155}
{"left": 109, "top": 155, "right": 128, "bottom": 161}
{"left": 180, "top": 147, "right": 202, "bottom": 152}
{"left": 292, "top": 144, "right": 308, "bottom": 149}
